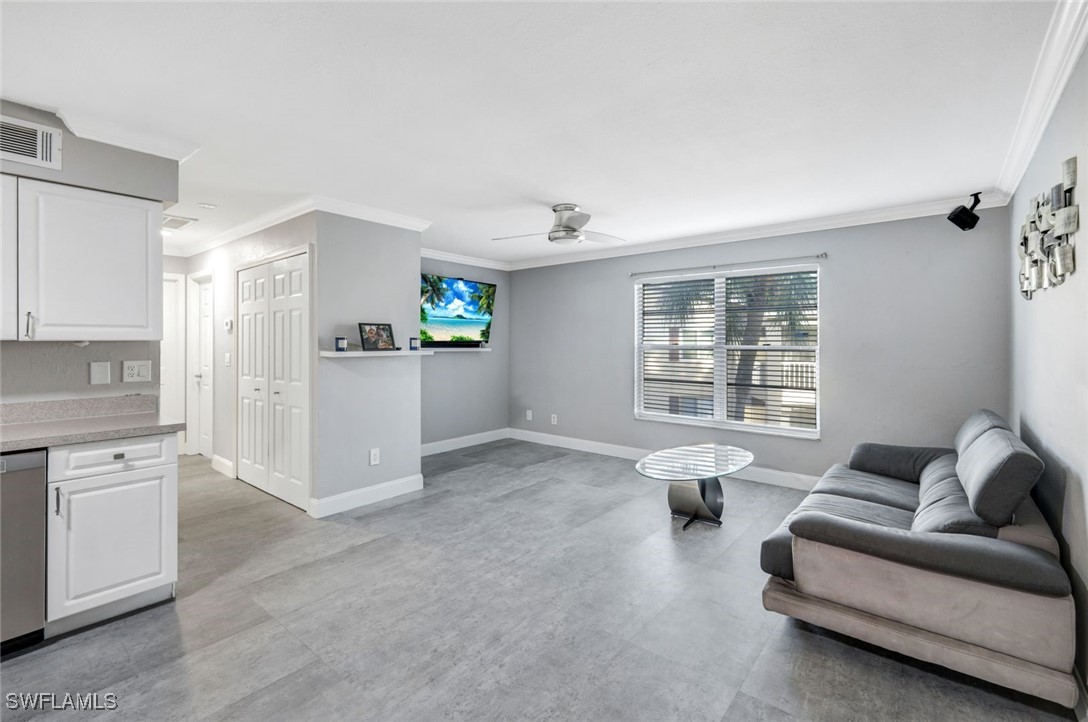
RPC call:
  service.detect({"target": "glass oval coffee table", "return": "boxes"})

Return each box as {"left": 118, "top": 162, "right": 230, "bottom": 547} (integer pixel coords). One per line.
{"left": 635, "top": 444, "right": 754, "bottom": 530}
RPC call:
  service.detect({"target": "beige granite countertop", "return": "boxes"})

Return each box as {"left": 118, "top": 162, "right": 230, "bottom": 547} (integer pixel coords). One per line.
{"left": 0, "top": 412, "right": 186, "bottom": 453}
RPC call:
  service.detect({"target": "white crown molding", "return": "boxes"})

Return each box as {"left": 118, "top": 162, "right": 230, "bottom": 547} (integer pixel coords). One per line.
{"left": 55, "top": 109, "right": 201, "bottom": 162}
{"left": 310, "top": 195, "right": 431, "bottom": 233}
{"left": 503, "top": 192, "right": 1007, "bottom": 271}
{"left": 994, "top": 0, "right": 1088, "bottom": 197}
{"left": 420, "top": 247, "right": 513, "bottom": 272}
{"left": 174, "top": 195, "right": 432, "bottom": 257}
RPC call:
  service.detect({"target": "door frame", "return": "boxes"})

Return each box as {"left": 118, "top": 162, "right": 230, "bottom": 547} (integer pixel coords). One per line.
{"left": 232, "top": 244, "right": 317, "bottom": 512}
{"left": 162, "top": 273, "right": 187, "bottom": 448}
{"left": 185, "top": 269, "right": 214, "bottom": 457}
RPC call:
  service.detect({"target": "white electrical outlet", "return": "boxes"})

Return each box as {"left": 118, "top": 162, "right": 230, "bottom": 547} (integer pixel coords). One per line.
{"left": 526, "top": 410, "right": 533, "bottom": 421}
{"left": 122, "top": 360, "right": 151, "bottom": 382}
{"left": 369, "top": 448, "right": 380, "bottom": 466}
{"left": 225, "top": 352, "right": 232, "bottom": 367}
{"left": 551, "top": 414, "right": 558, "bottom": 425}
{"left": 89, "top": 362, "right": 110, "bottom": 385}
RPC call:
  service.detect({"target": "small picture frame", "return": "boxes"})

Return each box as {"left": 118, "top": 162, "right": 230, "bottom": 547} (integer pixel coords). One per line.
{"left": 409, "top": 337, "right": 420, "bottom": 351}
{"left": 358, "top": 323, "right": 396, "bottom": 351}
{"left": 334, "top": 336, "right": 348, "bottom": 352}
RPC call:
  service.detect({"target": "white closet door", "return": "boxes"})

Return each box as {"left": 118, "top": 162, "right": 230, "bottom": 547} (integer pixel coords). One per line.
{"left": 268, "top": 253, "right": 310, "bottom": 510}
{"left": 237, "top": 263, "right": 270, "bottom": 490}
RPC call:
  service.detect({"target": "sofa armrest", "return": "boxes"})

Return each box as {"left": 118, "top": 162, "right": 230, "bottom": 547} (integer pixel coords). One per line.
{"left": 848, "top": 443, "right": 955, "bottom": 483}
{"left": 788, "top": 511, "right": 1071, "bottom": 596}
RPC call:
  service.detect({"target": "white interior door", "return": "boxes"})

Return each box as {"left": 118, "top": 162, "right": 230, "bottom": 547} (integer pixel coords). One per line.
{"left": 237, "top": 263, "right": 270, "bottom": 490}
{"left": 186, "top": 273, "right": 214, "bottom": 459}
{"left": 268, "top": 254, "right": 310, "bottom": 510}
{"left": 161, "top": 274, "right": 186, "bottom": 446}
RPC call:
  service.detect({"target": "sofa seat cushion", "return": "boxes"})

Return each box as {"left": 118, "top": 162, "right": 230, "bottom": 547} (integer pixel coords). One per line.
{"left": 810, "top": 464, "right": 919, "bottom": 511}
{"left": 912, "top": 454, "right": 996, "bottom": 536}
{"left": 760, "top": 492, "right": 914, "bottom": 581}
{"left": 957, "top": 429, "right": 1045, "bottom": 526}
{"left": 954, "top": 409, "right": 1012, "bottom": 456}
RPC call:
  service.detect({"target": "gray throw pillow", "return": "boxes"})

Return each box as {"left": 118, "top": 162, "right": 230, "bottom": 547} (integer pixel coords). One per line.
{"left": 956, "top": 428, "right": 1044, "bottom": 526}
{"left": 954, "top": 409, "right": 1012, "bottom": 456}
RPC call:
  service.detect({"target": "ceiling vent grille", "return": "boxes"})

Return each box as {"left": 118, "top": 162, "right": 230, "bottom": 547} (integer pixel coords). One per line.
{"left": 162, "top": 214, "right": 198, "bottom": 231}
{"left": 1, "top": 115, "right": 63, "bottom": 170}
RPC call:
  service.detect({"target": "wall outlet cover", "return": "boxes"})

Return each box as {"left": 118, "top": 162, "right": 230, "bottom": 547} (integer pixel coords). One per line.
{"left": 122, "top": 360, "right": 152, "bottom": 382}
{"left": 369, "top": 448, "right": 380, "bottom": 466}
{"left": 89, "top": 361, "right": 110, "bottom": 385}
{"left": 225, "top": 352, "right": 231, "bottom": 367}
{"left": 526, "top": 410, "right": 533, "bottom": 421}
{"left": 551, "top": 414, "right": 558, "bottom": 425}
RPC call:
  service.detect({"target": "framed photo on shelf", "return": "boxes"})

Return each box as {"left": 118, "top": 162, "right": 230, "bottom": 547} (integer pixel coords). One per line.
{"left": 358, "top": 323, "right": 396, "bottom": 351}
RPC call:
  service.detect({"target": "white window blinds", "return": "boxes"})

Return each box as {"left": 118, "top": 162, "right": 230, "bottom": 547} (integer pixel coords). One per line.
{"left": 635, "top": 267, "right": 819, "bottom": 437}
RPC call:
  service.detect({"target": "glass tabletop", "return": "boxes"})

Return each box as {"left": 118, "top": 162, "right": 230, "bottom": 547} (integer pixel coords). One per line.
{"left": 635, "top": 444, "right": 754, "bottom": 481}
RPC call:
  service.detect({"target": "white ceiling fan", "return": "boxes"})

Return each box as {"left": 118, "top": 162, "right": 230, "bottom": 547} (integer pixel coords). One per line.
{"left": 492, "top": 203, "right": 627, "bottom": 246}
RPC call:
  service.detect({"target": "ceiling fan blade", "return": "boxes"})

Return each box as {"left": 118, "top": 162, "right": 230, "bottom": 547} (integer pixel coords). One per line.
{"left": 565, "top": 211, "right": 592, "bottom": 230}
{"left": 583, "top": 230, "right": 628, "bottom": 245}
{"left": 491, "top": 232, "right": 547, "bottom": 242}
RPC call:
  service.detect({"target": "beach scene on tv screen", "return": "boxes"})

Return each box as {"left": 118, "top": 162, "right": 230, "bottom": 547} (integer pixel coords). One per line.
{"left": 420, "top": 274, "right": 496, "bottom": 343}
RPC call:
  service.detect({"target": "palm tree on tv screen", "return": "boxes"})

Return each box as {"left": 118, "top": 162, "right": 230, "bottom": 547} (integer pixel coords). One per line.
{"left": 420, "top": 274, "right": 447, "bottom": 324}
{"left": 470, "top": 284, "right": 496, "bottom": 341}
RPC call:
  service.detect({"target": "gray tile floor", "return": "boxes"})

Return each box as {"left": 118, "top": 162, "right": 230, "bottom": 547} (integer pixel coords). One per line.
{"left": 0, "top": 440, "right": 1072, "bottom": 721}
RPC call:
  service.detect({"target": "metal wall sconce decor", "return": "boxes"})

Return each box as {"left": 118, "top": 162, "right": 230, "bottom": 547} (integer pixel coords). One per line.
{"left": 1018, "top": 156, "right": 1078, "bottom": 300}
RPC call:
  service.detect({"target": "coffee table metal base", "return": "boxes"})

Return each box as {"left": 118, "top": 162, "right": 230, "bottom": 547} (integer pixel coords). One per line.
{"left": 667, "top": 477, "right": 725, "bottom": 529}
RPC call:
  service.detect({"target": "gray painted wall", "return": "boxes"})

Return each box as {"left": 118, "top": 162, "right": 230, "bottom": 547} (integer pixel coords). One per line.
{"left": 314, "top": 212, "right": 421, "bottom": 498}
{"left": 509, "top": 210, "right": 1011, "bottom": 477}
{"left": 0, "top": 101, "right": 178, "bottom": 203}
{"left": 0, "top": 340, "right": 158, "bottom": 402}
{"left": 420, "top": 259, "right": 510, "bottom": 444}
{"left": 186, "top": 213, "right": 317, "bottom": 463}
{"left": 163, "top": 255, "right": 189, "bottom": 275}
{"left": 1008, "top": 48, "right": 1088, "bottom": 682}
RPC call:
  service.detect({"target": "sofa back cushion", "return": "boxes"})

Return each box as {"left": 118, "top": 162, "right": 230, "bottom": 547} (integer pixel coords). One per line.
{"left": 954, "top": 409, "right": 1012, "bottom": 456}
{"left": 956, "top": 428, "right": 1044, "bottom": 526}
{"left": 912, "top": 454, "right": 996, "bottom": 536}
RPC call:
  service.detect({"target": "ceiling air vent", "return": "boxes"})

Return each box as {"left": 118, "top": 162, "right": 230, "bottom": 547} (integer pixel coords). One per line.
{"left": 162, "top": 214, "right": 198, "bottom": 231}
{"left": 0, "top": 115, "right": 63, "bottom": 170}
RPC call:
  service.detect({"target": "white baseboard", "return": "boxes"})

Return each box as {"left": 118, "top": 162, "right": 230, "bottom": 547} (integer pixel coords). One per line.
{"left": 422, "top": 428, "right": 511, "bottom": 456}
{"left": 308, "top": 473, "right": 424, "bottom": 518}
{"left": 507, "top": 428, "right": 651, "bottom": 460}
{"left": 504, "top": 427, "right": 819, "bottom": 490}
{"left": 730, "top": 465, "right": 819, "bottom": 491}
{"left": 422, "top": 428, "right": 818, "bottom": 492}
{"left": 211, "top": 455, "right": 234, "bottom": 478}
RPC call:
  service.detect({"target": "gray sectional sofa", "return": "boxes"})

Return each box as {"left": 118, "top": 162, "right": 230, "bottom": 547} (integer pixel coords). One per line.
{"left": 760, "top": 410, "right": 1077, "bottom": 708}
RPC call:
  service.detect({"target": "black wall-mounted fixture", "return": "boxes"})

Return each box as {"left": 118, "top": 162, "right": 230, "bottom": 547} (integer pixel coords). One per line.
{"left": 948, "top": 192, "right": 982, "bottom": 231}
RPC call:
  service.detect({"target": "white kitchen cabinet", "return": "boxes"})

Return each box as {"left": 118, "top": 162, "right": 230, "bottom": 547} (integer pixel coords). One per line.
{"left": 18, "top": 178, "right": 162, "bottom": 341}
{"left": 1, "top": 174, "right": 16, "bottom": 340}
{"left": 46, "top": 437, "right": 177, "bottom": 622}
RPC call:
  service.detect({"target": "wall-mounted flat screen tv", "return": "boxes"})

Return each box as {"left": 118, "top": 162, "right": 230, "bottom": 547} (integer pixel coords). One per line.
{"left": 420, "top": 274, "right": 496, "bottom": 347}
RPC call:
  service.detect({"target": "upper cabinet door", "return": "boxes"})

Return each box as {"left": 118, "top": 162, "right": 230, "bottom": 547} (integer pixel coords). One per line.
{"left": 18, "top": 179, "right": 162, "bottom": 341}
{"left": 1, "top": 175, "right": 16, "bottom": 340}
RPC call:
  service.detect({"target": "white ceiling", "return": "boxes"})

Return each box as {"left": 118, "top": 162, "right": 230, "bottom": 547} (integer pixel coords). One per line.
{"left": 0, "top": 2, "right": 1062, "bottom": 267}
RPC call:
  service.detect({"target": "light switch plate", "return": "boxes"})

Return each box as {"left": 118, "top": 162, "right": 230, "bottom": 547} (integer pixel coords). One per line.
{"left": 89, "top": 362, "right": 110, "bottom": 385}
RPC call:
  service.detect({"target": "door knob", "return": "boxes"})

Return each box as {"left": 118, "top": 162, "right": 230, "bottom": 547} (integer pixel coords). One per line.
{"left": 193, "top": 373, "right": 203, "bottom": 380}
{"left": 254, "top": 387, "right": 261, "bottom": 392}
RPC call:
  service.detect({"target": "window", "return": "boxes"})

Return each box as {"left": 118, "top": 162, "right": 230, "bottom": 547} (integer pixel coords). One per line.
{"left": 635, "top": 266, "right": 819, "bottom": 437}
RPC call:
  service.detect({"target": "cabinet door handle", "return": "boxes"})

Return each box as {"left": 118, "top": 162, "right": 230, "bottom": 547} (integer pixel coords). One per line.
{"left": 113, "top": 452, "right": 126, "bottom": 460}
{"left": 24, "top": 311, "right": 31, "bottom": 338}
{"left": 55, "top": 487, "right": 61, "bottom": 516}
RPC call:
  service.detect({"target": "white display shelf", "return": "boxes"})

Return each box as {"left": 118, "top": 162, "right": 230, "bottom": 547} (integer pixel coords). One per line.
{"left": 319, "top": 350, "right": 434, "bottom": 358}
{"left": 428, "top": 347, "right": 492, "bottom": 353}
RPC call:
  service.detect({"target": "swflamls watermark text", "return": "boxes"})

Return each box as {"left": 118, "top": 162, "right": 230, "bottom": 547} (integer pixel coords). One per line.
{"left": 5, "top": 692, "right": 118, "bottom": 711}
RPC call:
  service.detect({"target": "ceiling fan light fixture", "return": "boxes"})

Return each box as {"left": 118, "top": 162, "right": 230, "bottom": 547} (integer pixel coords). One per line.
{"left": 548, "top": 230, "right": 584, "bottom": 245}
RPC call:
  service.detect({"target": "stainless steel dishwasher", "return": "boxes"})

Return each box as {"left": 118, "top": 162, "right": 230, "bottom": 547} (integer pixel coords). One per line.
{"left": 1, "top": 450, "right": 46, "bottom": 655}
